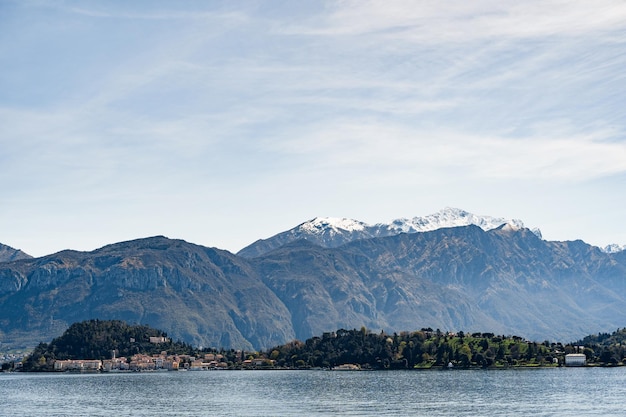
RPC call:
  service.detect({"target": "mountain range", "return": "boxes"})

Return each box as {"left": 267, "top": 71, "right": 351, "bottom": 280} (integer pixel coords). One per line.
{"left": 1, "top": 208, "right": 625, "bottom": 351}
{"left": 237, "top": 207, "right": 542, "bottom": 257}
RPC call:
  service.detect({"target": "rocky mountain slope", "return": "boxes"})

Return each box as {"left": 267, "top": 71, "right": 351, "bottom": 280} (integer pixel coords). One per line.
{"left": 0, "top": 243, "right": 32, "bottom": 263}
{"left": 2, "top": 224, "right": 626, "bottom": 351}
{"left": 0, "top": 237, "right": 294, "bottom": 350}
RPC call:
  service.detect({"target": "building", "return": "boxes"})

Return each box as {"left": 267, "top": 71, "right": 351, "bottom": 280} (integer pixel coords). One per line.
{"left": 102, "top": 358, "right": 129, "bottom": 372}
{"left": 565, "top": 353, "right": 586, "bottom": 366}
{"left": 53, "top": 359, "right": 102, "bottom": 372}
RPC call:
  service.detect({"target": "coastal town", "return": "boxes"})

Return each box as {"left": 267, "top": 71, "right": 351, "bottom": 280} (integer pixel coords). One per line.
{"left": 49, "top": 351, "right": 589, "bottom": 372}
{"left": 5, "top": 320, "right": 625, "bottom": 373}
{"left": 53, "top": 352, "right": 269, "bottom": 372}
{"left": 51, "top": 336, "right": 275, "bottom": 372}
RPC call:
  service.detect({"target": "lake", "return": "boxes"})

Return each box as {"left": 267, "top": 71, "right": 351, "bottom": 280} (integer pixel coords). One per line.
{"left": 1, "top": 368, "right": 624, "bottom": 416}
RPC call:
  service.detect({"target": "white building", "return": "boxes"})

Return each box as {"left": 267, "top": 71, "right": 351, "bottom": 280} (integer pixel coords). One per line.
{"left": 54, "top": 359, "right": 102, "bottom": 371}
{"left": 565, "top": 353, "right": 586, "bottom": 366}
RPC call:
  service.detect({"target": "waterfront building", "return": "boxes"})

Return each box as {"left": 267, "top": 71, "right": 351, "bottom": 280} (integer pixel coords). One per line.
{"left": 565, "top": 353, "right": 586, "bottom": 366}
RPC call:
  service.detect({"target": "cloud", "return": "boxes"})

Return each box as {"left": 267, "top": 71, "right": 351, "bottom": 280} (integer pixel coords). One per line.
{"left": 62, "top": 2, "right": 249, "bottom": 23}
{"left": 288, "top": 0, "right": 626, "bottom": 41}
{"left": 269, "top": 119, "right": 626, "bottom": 182}
{"left": 2, "top": 0, "right": 626, "bottom": 256}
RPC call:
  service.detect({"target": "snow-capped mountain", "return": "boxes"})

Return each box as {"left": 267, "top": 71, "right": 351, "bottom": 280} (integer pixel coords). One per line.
{"left": 238, "top": 208, "right": 538, "bottom": 258}
{"left": 603, "top": 244, "right": 626, "bottom": 253}
{"left": 376, "top": 207, "right": 526, "bottom": 235}
{"left": 299, "top": 217, "right": 369, "bottom": 235}
{"left": 237, "top": 216, "right": 378, "bottom": 258}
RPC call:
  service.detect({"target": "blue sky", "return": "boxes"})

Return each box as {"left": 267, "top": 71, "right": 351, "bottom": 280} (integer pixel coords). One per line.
{"left": 2, "top": 0, "right": 626, "bottom": 257}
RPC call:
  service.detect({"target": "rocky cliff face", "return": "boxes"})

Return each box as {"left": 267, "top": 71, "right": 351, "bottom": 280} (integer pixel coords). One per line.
{"left": 0, "top": 237, "right": 294, "bottom": 350}
{"left": 340, "top": 225, "right": 626, "bottom": 341}
{"left": 2, "top": 229, "right": 626, "bottom": 350}
{"left": 252, "top": 238, "right": 501, "bottom": 341}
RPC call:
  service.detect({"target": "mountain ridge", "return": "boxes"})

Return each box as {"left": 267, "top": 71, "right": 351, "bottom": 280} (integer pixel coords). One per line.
{"left": 3, "top": 225, "right": 626, "bottom": 350}
{"left": 238, "top": 207, "right": 543, "bottom": 258}
{"left": 1, "top": 209, "right": 626, "bottom": 351}
{"left": 0, "top": 243, "right": 32, "bottom": 263}
{"left": 0, "top": 236, "right": 295, "bottom": 350}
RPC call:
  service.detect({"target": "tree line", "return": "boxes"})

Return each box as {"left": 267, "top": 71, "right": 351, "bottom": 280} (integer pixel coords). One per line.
{"left": 266, "top": 327, "right": 626, "bottom": 369}
{"left": 573, "top": 328, "right": 626, "bottom": 365}
{"left": 15, "top": 321, "right": 626, "bottom": 371}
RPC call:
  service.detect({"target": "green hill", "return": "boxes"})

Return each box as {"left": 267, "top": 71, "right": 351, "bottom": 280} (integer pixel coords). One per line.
{"left": 22, "top": 319, "right": 196, "bottom": 371}
{"left": 267, "top": 327, "right": 626, "bottom": 369}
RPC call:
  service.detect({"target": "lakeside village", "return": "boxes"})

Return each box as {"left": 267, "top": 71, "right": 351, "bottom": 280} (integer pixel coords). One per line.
{"left": 20, "top": 352, "right": 594, "bottom": 373}
{"left": 14, "top": 336, "right": 274, "bottom": 372}
{"left": 45, "top": 337, "right": 276, "bottom": 373}
{"left": 9, "top": 334, "right": 593, "bottom": 373}
{"left": 7, "top": 320, "right": 626, "bottom": 372}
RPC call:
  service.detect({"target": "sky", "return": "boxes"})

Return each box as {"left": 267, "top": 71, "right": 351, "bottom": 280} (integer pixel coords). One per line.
{"left": 2, "top": 0, "right": 626, "bottom": 257}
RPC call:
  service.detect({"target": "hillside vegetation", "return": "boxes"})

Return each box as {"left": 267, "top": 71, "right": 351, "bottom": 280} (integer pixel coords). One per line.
{"left": 268, "top": 327, "right": 626, "bottom": 369}
{"left": 268, "top": 328, "right": 560, "bottom": 369}
{"left": 21, "top": 320, "right": 626, "bottom": 372}
{"left": 22, "top": 320, "right": 199, "bottom": 371}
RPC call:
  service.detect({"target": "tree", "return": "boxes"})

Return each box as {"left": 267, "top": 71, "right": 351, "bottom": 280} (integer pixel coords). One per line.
{"left": 599, "top": 348, "right": 617, "bottom": 365}
{"left": 496, "top": 343, "right": 506, "bottom": 361}
{"left": 479, "top": 338, "right": 489, "bottom": 351}
{"left": 457, "top": 344, "right": 472, "bottom": 367}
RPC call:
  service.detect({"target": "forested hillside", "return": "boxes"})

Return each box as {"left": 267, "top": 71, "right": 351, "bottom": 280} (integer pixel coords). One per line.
{"left": 18, "top": 321, "right": 626, "bottom": 371}
{"left": 574, "top": 328, "right": 626, "bottom": 365}
{"left": 22, "top": 320, "right": 196, "bottom": 371}
{"left": 267, "top": 327, "right": 626, "bottom": 369}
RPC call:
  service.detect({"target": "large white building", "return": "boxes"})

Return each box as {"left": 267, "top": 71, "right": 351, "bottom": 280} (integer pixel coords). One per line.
{"left": 564, "top": 353, "right": 586, "bottom": 366}
{"left": 53, "top": 359, "right": 102, "bottom": 371}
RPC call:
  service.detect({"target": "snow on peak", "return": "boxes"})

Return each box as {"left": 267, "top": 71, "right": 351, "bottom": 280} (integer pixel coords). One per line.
{"left": 285, "top": 208, "right": 540, "bottom": 249}
{"left": 297, "top": 209, "right": 534, "bottom": 237}
{"left": 383, "top": 207, "right": 526, "bottom": 234}
{"left": 299, "top": 217, "right": 367, "bottom": 234}
{"left": 603, "top": 243, "right": 626, "bottom": 253}
{"left": 500, "top": 223, "right": 520, "bottom": 232}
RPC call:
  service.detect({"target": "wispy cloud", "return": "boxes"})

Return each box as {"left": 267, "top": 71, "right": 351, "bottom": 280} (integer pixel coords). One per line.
{"left": 288, "top": 0, "right": 626, "bottom": 40}
{"left": 1, "top": 0, "right": 626, "bottom": 255}
{"left": 269, "top": 119, "right": 626, "bottom": 181}
{"left": 63, "top": 3, "right": 248, "bottom": 23}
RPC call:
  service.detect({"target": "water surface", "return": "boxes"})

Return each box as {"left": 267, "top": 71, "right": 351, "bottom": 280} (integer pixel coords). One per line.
{"left": 1, "top": 368, "right": 624, "bottom": 416}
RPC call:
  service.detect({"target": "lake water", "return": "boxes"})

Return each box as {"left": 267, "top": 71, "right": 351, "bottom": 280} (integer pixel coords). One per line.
{"left": 1, "top": 368, "right": 625, "bottom": 416}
